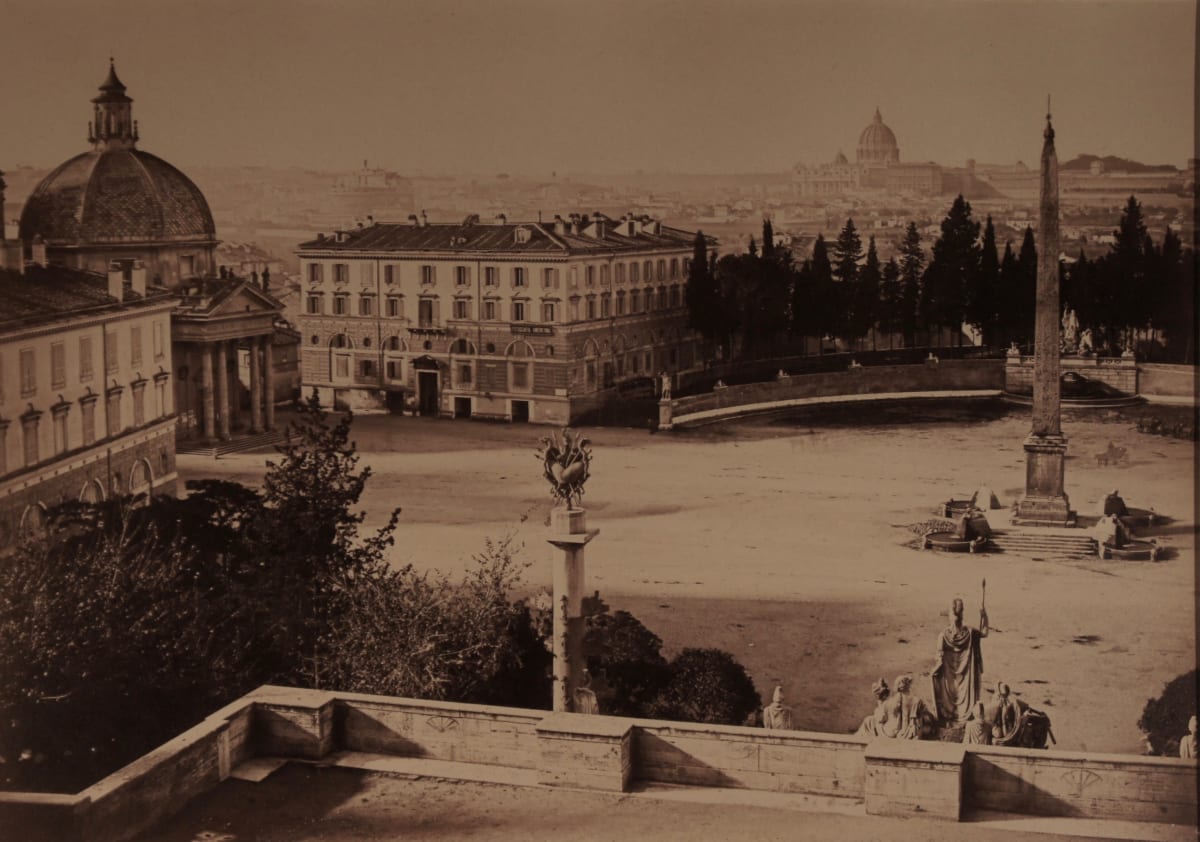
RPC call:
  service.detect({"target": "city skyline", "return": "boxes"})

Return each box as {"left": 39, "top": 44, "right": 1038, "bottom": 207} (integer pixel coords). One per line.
{"left": 0, "top": 0, "right": 1194, "bottom": 176}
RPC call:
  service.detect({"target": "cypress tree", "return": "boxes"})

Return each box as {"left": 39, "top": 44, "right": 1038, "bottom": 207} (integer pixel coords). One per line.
{"left": 898, "top": 222, "right": 924, "bottom": 347}
{"left": 923, "top": 195, "right": 979, "bottom": 346}
{"left": 761, "top": 218, "right": 775, "bottom": 259}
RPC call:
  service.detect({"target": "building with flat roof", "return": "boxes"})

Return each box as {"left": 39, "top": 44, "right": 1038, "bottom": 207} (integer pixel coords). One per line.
{"left": 295, "top": 212, "right": 714, "bottom": 424}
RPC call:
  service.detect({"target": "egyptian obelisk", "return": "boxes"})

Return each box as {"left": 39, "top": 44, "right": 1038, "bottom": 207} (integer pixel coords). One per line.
{"left": 1015, "top": 103, "right": 1072, "bottom": 526}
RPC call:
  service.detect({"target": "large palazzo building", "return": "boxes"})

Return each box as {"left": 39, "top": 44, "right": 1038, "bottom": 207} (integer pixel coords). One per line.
{"left": 295, "top": 213, "right": 712, "bottom": 424}
{"left": 15, "top": 64, "right": 286, "bottom": 450}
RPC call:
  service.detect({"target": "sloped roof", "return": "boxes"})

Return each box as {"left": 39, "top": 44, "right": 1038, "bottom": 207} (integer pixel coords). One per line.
{"left": 0, "top": 265, "right": 173, "bottom": 331}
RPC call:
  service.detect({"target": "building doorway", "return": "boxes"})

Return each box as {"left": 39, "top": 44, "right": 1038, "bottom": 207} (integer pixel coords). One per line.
{"left": 418, "top": 372, "right": 439, "bottom": 416}
{"left": 511, "top": 400, "right": 530, "bottom": 423}
{"left": 454, "top": 397, "right": 472, "bottom": 419}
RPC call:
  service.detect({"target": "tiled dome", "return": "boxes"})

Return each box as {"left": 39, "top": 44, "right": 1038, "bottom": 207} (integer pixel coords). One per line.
{"left": 18, "top": 62, "right": 215, "bottom": 247}
{"left": 19, "top": 149, "right": 216, "bottom": 245}
{"left": 857, "top": 108, "right": 899, "bottom": 164}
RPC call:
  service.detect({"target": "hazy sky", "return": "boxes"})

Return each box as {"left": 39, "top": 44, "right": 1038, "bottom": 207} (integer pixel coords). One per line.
{"left": 1, "top": 0, "right": 1194, "bottom": 175}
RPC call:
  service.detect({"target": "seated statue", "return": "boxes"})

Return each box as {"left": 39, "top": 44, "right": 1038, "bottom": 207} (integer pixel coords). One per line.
{"left": 573, "top": 669, "right": 600, "bottom": 715}
{"left": 886, "top": 674, "right": 936, "bottom": 740}
{"left": 854, "top": 678, "right": 891, "bottom": 738}
{"left": 966, "top": 509, "right": 992, "bottom": 540}
{"left": 989, "top": 682, "right": 1021, "bottom": 742}
{"left": 971, "top": 486, "right": 1001, "bottom": 511}
{"left": 1093, "top": 513, "right": 1129, "bottom": 549}
{"left": 954, "top": 512, "right": 975, "bottom": 541}
{"left": 989, "top": 681, "right": 1054, "bottom": 748}
{"left": 1181, "top": 715, "right": 1197, "bottom": 759}
{"left": 763, "top": 686, "right": 794, "bottom": 730}
{"left": 1079, "top": 327, "right": 1095, "bottom": 355}
{"left": 963, "top": 702, "right": 993, "bottom": 744}
{"left": 1103, "top": 489, "right": 1129, "bottom": 518}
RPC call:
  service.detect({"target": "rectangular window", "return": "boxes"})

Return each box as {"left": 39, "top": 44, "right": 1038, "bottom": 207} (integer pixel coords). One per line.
{"left": 601, "top": 296, "right": 611, "bottom": 318}
{"left": 543, "top": 267, "right": 557, "bottom": 288}
{"left": 106, "top": 392, "right": 122, "bottom": 437}
{"left": 334, "top": 263, "right": 350, "bottom": 283}
{"left": 586, "top": 299, "right": 596, "bottom": 320}
{"left": 630, "top": 291, "right": 640, "bottom": 313}
{"left": 600, "top": 265, "right": 609, "bottom": 285}
{"left": 670, "top": 286, "right": 681, "bottom": 307}
{"left": 153, "top": 321, "right": 164, "bottom": 358}
{"left": 657, "top": 259, "right": 666, "bottom": 280}
{"left": 132, "top": 384, "right": 145, "bottom": 427}
{"left": 512, "top": 301, "right": 526, "bottom": 322}
{"left": 616, "top": 294, "right": 626, "bottom": 316}
{"left": 81, "top": 401, "right": 96, "bottom": 446}
{"left": 483, "top": 300, "right": 497, "bottom": 320}
{"left": 360, "top": 360, "right": 376, "bottom": 377}
{"left": 511, "top": 362, "right": 529, "bottom": 389}
{"left": 456, "top": 266, "right": 470, "bottom": 286}
{"left": 459, "top": 364, "right": 472, "bottom": 385}
{"left": 421, "top": 265, "right": 435, "bottom": 285}
{"left": 630, "top": 263, "right": 640, "bottom": 283}
{"left": 335, "top": 356, "right": 349, "bottom": 379}
{"left": 453, "top": 299, "right": 470, "bottom": 319}
{"left": 22, "top": 417, "right": 39, "bottom": 467}
{"left": 53, "top": 410, "right": 68, "bottom": 455}
{"left": 616, "top": 264, "right": 625, "bottom": 284}
{"left": 20, "top": 349, "right": 36, "bottom": 395}
{"left": 418, "top": 299, "right": 434, "bottom": 327}
{"left": 485, "top": 266, "right": 498, "bottom": 286}
{"left": 359, "top": 295, "right": 374, "bottom": 316}
{"left": 386, "top": 297, "right": 401, "bottom": 318}
{"left": 307, "top": 263, "right": 324, "bottom": 283}
{"left": 106, "top": 332, "right": 118, "bottom": 373}
{"left": 79, "top": 336, "right": 94, "bottom": 381}
{"left": 542, "top": 301, "right": 556, "bottom": 322}
{"left": 156, "top": 379, "right": 167, "bottom": 418}
{"left": 306, "top": 294, "right": 323, "bottom": 314}
{"left": 568, "top": 300, "right": 579, "bottom": 321}
{"left": 131, "top": 326, "right": 143, "bottom": 367}
{"left": 361, "top": 263, "right": 374, "bottom": 284}
{"left": 585, "top": 266, "right": 595, "bottom": 287}
{"left": 513, "top": 267, "right": 526, "bottom": 287}
{"left": 658, "top": 288, "right": 668, "bottom": 309}
{"left": 51, "top": 343, "right": 66, "bottom": 388}
{"left": 333, "top": 295, "right": 348, "bottom": 315}
{"left": 384, "top": 265, "right": 396, "bottom": 284}
{"left": 386, "top": 360, "right": 402, "bottom": 380}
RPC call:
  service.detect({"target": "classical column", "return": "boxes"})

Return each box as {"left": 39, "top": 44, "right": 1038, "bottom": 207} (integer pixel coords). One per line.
{"left": 249, "top": 336, "right": 262, "bottom": 434}
{"left": 263, "top": 336, "right": 275, "bottom": 431}
{"left": 1015, "top": 107, "right": 1071, "bottom": 526}
{"left": 216, "top": 341, "right": 230, "bottom": 440}
{"left": 227, "top": 340, "right": 241, "bottom": 431}
{"left": 200, "top": 342, "right": 215, "bottom": 441}
{"left": 547, "top": 507, "right": 597, "bottom": 712}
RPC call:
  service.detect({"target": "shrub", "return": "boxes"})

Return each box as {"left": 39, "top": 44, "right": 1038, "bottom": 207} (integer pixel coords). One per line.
{"left": 1138, "top": 669, "right": 1198, "bottom": 756}
{"left": 646, "top": 648, "right": 762, "bottom": 726}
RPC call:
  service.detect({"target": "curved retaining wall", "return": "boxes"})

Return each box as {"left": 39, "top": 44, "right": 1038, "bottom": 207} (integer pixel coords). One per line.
{"left": 1138, "top": 363, "right": 1196, "bottom": 405}
{"left": 669, "top": 360, "right": 1005, "bottom": 428}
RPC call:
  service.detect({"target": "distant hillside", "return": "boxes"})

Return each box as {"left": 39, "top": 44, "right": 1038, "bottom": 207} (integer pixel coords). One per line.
{"left": 1061, "top": 154, "right": 1177, "bottom": 173}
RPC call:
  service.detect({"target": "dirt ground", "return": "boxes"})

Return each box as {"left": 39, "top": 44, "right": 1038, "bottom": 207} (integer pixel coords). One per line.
{"left": 179, "top": 399, "right": 1197, "bottom": 755}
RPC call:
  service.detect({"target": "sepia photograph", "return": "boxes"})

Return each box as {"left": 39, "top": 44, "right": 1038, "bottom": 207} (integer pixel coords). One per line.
{"left": 0, "top": 0, "right": 1196, "bottom": 839}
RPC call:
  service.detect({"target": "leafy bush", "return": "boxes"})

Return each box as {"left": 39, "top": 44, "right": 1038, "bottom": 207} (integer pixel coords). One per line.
{"left": 646, "top": 648, "right": 762, "bottom": 726}
{"left": 1138, "top": 669, "right": 1198, "bottom": 756}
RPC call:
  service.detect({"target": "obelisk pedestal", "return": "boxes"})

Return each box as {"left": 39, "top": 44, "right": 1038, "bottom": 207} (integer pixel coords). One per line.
{"left": 546, "top": 507, "right": 598, "bottom": 712}
{"left": 1015, "top": 107, "right": 1072, "bottom": 527}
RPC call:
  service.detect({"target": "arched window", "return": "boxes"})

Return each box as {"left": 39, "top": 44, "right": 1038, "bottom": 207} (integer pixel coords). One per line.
{"left": 331, "top": 334, "right": 352, "bottom": 349}
{"left": 385, "top": 336, "right": 405, "bottom": 352}
{"left": 79, "top": 479, "right": 105, "bottom": 503}
{"left": 19, "top": 503, "right": 47, "bottom": 538}
{"left": 505, "top": 340, "right": 535, "bottom": 358}
{"left": 129, "top": 459, "right": 153, "bottom": 500}
{"left": 451, "top": 338, "right": 477, "bottom": 354}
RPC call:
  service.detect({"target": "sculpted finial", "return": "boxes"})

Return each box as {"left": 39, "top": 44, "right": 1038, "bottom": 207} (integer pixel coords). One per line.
{"left": 535, "top": 428, "right": 592, "bottom": 510}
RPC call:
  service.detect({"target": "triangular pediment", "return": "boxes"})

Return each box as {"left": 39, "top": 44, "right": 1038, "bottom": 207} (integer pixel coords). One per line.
{"left": 207, "top": 281, "right": 283, "bottom": 316}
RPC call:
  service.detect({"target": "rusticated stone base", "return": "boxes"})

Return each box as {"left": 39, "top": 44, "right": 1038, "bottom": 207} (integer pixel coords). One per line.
{"left": 1015, "top": 434, "right": 1073, "bottom": 527}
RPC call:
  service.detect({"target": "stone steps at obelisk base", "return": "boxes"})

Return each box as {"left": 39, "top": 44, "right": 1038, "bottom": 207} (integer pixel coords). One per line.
{"left": 986, "top": 529, "right": 1097, "bottom": 560}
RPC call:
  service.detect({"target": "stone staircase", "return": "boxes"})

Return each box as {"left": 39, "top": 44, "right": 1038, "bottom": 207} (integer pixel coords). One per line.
{"left": 177, "top": 430, "right": 282, "bottom": 459}
{"left": 986, "top": 528, "right": 1097, "bottom": 560}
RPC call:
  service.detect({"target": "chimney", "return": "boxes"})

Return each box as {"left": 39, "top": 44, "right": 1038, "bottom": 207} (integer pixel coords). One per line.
{"left": 590, "top": 212, "right": 605, "bottom": 238}
{"left": 494, "top": 213, "right": 507, "bottom": 225}
{"left": 108, "top": 261, "right": 124, "bottom": 301}
{"left": 421, "top": 210, "right": 428, "bottom": 227}
{"left": 262, "top": 267, "right": 271, "bottom": 292}
{"left": 366, "top": 214, "right": 374, "bottom": 226}
{"left": 553, "top": 214, "right": 567, "bottom": 236}
{"left": 407, "top": 214, "right": 419, "bottom": 226}
{"left": 29, "top": 235, "right": 47, "bottom": 267}
{"left": 130, "top": 260, "right": 146, "bottom": 297}
{"left": 568, "top": 214, "right": 580, "bottom": 236}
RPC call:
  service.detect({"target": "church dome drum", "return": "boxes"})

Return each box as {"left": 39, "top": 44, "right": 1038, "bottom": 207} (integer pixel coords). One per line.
{"left": 857, "top": 108, "right": 900, "bottom": 164}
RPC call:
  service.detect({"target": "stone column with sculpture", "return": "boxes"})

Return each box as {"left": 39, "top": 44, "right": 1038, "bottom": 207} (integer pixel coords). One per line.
{"left": 538, "top": 429, "right": 597, "bottom": 713}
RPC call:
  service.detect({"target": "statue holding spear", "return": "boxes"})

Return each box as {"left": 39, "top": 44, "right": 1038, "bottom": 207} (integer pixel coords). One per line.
{"left": 930, "top": 581, "right": 990, "bottom": 725}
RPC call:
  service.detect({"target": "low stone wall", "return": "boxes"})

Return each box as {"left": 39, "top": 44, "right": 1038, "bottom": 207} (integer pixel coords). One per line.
{"left": 671, "top": 360, "right": 1004, "bottom": 426}
{"left": 965, "top": 744, "right": 1198, "bottom": 825}
{"left": 1005, "top": 354, "right": 1138, "bottom": 395}
{"left": 4, "top": 686, "right": 1197, "bottom": 840}
{"left": 1138, "top": 363, "right": 1196, "bottom": 403}
{"left": 633, "top": 719, "right": 866, "bottom": 799}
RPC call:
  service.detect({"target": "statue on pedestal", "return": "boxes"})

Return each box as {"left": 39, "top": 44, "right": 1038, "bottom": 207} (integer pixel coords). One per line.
{"left": 1078, "top": 327, "right": 1094, "bottom": 355}
{"left": 854, "top": 679, "right": 891, "bottom": 737}
{"left": 963, "top": 702, "right": 993, "bottom": 744}
{"left": 1061, "top": 305, "right": 1080, "bottom": 353}
{"left": 1180, "top": 716, "right": 1197, "bottom": 759}
{"left": 888, "top": 674, "right": 936, "bottom": 740}
{"left": 931, "top": 594, "right": 989, "bottom": 725}
{"left": 763, "top": 686, "right": 794, "bottom": 730}
{"left": 659, "top": 371, "right": 672, "bottom": 401}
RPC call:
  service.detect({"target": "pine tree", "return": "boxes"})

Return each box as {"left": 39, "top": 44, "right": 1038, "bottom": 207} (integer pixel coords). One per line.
{"left": 997, "top": 241, "right": 1021, "bottom": 347}
{"left": 968, "top": 215, "right": 1001, "bottom": 346}
{"left": 898, "top": 223, "right": 924, "bottom": 347}
{"left": 748, "top": 235, "right": 758, "bottom": 258}
{"left": 923, "top": 195, "right": 979, "bottom": 346}
{"left": 685, "top": 231, "right": 724, "bottom": 352}
{"left": 809, "top": 234, "right": 837, "bottom": 345}
{"left": 1016, "top": 226, "right": 1038, "bottom": 345}
{"left": 878, "top": 257, "right": 903, "bottom": 348}
{"left": 761, "top": 217, "right": 775, "bottom": 259}
{"left": 849, "top": 237, "right": 881, "bottom": 350}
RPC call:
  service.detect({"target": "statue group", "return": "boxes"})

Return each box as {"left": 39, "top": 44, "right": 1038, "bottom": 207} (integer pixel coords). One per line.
{"left": 848, "top": 594, "right": 1053, "bottom": 747}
